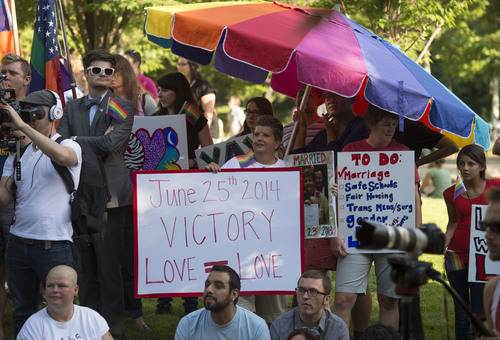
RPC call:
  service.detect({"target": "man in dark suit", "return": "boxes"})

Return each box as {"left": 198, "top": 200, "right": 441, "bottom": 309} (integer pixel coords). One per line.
{"left": 57, "top": 49, "right": 134, "bottom": 340}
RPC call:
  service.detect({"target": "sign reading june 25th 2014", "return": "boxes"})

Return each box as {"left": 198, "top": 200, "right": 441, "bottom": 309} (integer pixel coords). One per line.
{"left": 337, "top": 151, "right": 415, "bottom": 254}
{"left": 134, "top": 169, "right": 304, "bottom": 297}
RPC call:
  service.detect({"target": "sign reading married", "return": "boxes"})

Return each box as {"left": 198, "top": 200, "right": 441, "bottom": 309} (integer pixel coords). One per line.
{"left": 337, "top": 151, "right": 415, "bottom": 254}
{"left": 284, "top": 151, "right": 336, "bottom": 238}
{"left": 468, "top": 205, "right": 500, "bottom": 283}
{"left": 195, "top": 133, "right": 252, "bottom": 169}
{"left": 125, "top": 116, "right": 189, "bottom": 171}
{"left": 134, "top": 168, "right": 304, "bottom": 297}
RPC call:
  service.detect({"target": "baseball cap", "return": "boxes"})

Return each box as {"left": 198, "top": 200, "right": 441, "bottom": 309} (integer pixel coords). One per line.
{"left": 20, "top": 90, "right": 56, "bottom": 108}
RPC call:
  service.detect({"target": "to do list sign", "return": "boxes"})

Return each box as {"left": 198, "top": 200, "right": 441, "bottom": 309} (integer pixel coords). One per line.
{"left": 337, "top": 151, "right": 416, "bottom": 254}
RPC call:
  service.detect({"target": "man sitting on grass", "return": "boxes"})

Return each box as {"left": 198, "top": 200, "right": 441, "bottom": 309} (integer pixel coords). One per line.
{"left": 174, "top": 265, "right": 270, "bottom": 340}
{"left": 17, "top": 265, "right": 112, "bottom": 340}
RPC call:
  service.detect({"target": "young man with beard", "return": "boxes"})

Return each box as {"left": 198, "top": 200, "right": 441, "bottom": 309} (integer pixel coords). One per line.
{"left": 270, "top": 270, "right": 348, "bottom": 340}
{"left": 174, "top": 265, "right": 270, "bottom": 340}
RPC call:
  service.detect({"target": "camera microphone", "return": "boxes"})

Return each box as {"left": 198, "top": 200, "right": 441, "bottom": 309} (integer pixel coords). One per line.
{"left": 356, "top": 220, "right": 444, "bottom": 254}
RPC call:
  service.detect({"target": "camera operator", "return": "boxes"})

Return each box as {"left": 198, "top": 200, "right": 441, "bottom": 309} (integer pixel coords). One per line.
{"left": 478, "top": 187, "right": 500, "bottom": 339}
{"left": 0, "top": 52, "right": 32, "bottom": 340}
{"left": 0, "top": 90, "right": 82, "bottom": 337}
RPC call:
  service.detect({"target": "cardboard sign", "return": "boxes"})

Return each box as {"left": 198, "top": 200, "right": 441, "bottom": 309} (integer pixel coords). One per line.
{"left": 195, "top": 134, "right": 253, "bottom": 169}
{"left": 468, "top": 205, "right": 500, "bottom": 282}
{"left": 337, "top": 151, "right": 416, "bottom": 254}
{"left": 134, "top": 168, "right": 304, "bottom": 297}
{"left": 284, "top": 151, "right": 336, "bottom": 238}
{"left": 125, "top": 116, "right": 189, "bottom": 171}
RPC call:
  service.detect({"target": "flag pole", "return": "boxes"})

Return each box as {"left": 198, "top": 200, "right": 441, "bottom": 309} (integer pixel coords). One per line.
{"left": 55, "top": 0, "right": 77, "bottom": 99}
{"left": 9, "top": 0, "right": 19, "bottom": 55}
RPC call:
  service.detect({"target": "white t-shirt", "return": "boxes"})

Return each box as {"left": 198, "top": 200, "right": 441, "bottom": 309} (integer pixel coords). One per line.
{"left": 174, "top": 306, "right": 270, "bottom": 340}
{"left": 17, "top": 305, "right": 109, "bottom": 340}
{"left": 2, "top": 134, "right": 82, "bottom": 241}
{"left": 222, "top": 156, "right": 285, "bottom": 169}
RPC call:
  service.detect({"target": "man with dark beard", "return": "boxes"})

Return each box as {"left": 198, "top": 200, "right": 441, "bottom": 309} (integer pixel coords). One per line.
{"left": 174, "top": 265, "right": 270, "bottom": 340}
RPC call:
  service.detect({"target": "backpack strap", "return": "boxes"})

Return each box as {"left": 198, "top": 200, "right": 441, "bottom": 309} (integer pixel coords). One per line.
{"left": 52, "top": 136, "right": 76, "bottom": 201}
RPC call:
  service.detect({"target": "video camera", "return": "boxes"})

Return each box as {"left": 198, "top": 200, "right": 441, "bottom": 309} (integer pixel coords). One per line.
{"left": 0, "top": 75, "right": 43, "bottom": 151}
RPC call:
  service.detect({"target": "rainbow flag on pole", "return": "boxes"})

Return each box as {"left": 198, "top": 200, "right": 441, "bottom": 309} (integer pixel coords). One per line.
{"left": 29, "top": 0, "right": 65, "bottom": 104}
{"left": 453, "top": 174, "right": 467, "bottom": 201}
{"left": 180, "top": 101, "right": 201, "bottom": 126}
{"left": 107, "top": 97, "right": 128, "bottom": 124}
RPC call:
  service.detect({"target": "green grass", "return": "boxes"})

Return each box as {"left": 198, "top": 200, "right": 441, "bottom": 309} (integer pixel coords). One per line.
{"left": 2, "top": 197, "right": 455, "bottom": 339}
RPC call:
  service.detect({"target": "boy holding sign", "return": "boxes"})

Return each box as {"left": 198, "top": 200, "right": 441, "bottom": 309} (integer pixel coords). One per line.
{"left": 332, "top": 105, "right": 421, "bottom": 334}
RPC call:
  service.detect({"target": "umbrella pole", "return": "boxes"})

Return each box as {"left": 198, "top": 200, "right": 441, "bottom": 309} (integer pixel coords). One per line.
{"left": 284, "top": 85, "right": 311, "bottom": 157}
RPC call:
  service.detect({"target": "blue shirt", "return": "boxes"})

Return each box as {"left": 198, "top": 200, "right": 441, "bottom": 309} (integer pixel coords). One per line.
{"left": 175, "top": 306, "right": 270, "bottom": 340}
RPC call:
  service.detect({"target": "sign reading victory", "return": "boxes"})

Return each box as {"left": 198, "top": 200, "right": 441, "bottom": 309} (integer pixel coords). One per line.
{"left": 134, "top": 169, "right": 304, "bottom": 297}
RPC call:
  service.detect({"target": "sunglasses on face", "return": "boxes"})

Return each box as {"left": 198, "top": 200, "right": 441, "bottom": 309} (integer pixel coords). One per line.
{"left": 478, "top": 221, "right": 500, "bottom": 233}
{"left": 86, "top": 66, "right": 115, "bottom": 76}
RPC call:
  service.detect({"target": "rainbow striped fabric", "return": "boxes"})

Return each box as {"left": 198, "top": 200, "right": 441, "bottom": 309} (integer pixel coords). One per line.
{"left": 180, "top": 101, "right": 201, "bottom": 126}
{"left": 236, "top": 149, "right": 256, "bottom": 168}
{"left": 453, "top": 174, "right": 466, "bottom": 201}
{"left": 107, "top": 97, "right": 128, "bottom": 124}
{"left": 445, "top": 250, "right": 465, "bottom": 271}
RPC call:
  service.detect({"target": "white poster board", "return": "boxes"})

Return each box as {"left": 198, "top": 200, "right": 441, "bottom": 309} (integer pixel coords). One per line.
{"left": 195, "top": 134, "right": 253, "bottom": 168}
{"left": 284, "top": 151, "right": 336, "bottom": 238}
{"left": 468, "top": 204, "right": 500, "bottom": 282}
{"left": 134, "top": 168, "right": 304, "bottom": 297}
{"left": 337, "top": 151, "right": 416, "bottom": 254}
{"left": 125, "top": 116, "right": 189, "bottom": 171}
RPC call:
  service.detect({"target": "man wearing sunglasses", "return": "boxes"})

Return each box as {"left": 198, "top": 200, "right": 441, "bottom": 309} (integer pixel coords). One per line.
{"left": 270, "top": 270, "right": 348, "bottom": 340}
{"left": 58, "top": 49, "right": 134, "bottom": 340}
{"left": 479, "top": 188, "right": 500, "bottom": 339}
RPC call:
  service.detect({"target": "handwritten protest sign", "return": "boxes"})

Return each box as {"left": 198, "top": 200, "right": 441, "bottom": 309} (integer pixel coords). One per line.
{"left": 285, "top": 151, "right": 336, "bottom": 238}
{"left": 468, "top": 205, "right": 500, "bottom": 283}
{"left": 195, "top": 134, "right": 253, "bottom": 169}
{"left": 337, "top": 151, "right": 415, "bottom": 254}
{"left": 134, "top": 168, "right": 304, "bottom": 297}
{"left": 125, "top": 116, "right": 189, "bottom": 171}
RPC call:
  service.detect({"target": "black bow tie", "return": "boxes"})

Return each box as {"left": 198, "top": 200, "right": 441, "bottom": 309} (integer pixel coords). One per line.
{"left": 85, "top": 96, "right": 101, "bottom": 109}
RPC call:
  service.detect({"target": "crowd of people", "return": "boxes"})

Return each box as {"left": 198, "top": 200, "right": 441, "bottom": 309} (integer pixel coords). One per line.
{"left": 0, "top": 49, "right": 498, "bottom": 340}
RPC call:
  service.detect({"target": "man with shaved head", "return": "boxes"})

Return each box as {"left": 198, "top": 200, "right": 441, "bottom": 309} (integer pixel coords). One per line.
{"left": 17, "top": 265, "right": 113, "bottom": 340}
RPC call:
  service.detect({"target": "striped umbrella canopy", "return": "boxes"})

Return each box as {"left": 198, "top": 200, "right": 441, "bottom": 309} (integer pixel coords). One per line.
{"left": 145, "top": 1, "right": 490, "bottom": 149}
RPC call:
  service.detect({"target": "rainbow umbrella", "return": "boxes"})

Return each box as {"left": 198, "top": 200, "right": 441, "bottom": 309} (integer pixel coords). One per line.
{"left": 145, "top": 1, "right": 489, "bottom": 149}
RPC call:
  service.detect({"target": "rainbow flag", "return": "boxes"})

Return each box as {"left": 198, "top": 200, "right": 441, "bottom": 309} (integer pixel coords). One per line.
{"left": 29, "top": 0, "right": 65, "bottom": 105}
{"left": 236, "top": 149, "right": 256, "bottom": 168}
{"left": 107, "top": 97, "right": 128, "bottom": 124}
{"left": 445, "top": 250, "right": 465, "bottom": 271}
{"left": 180, "top": 101, "right": 201, "bottom": 126}
{"left": 453, "top": 174, "right": 466, "bottom": 201}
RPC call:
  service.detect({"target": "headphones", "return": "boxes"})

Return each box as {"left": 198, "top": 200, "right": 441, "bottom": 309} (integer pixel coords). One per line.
{"left": 47, "top": 90, "right": 63, "bottom": 121}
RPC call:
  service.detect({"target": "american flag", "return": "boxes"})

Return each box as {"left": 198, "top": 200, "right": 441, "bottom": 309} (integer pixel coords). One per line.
{"left": 29, "top": 0, "right": 65, "bottom": 104}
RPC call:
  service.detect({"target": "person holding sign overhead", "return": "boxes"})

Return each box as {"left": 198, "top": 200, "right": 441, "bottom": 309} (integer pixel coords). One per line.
{"left": 332, "top": 105, "right": 422, "bottom": 334}
{"left": 443, "top": 144, "right": 500, "bottom": 340}
{"left": 206, "top": 115, "right": 288, "bottom": 325}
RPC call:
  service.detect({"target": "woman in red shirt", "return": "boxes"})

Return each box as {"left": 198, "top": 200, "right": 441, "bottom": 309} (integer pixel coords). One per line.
{"left": 444, "top": 144, "right": 500, "bottom": 340}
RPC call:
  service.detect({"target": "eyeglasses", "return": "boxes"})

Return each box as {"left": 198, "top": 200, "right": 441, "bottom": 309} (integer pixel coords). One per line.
{"left": 177, "top": 62, "right": 189, "bottom": 67}
{"left": 295, "top": 287, "right": 328, "bottom": 297}
{"left": 244, "top": 110, "right": 263, "bottom": 116}
{"left": 86, "top": 66, "right": 115, "bottom": 76}
{"left": 479, "top": 221, "right": 500, "bottom": 233}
